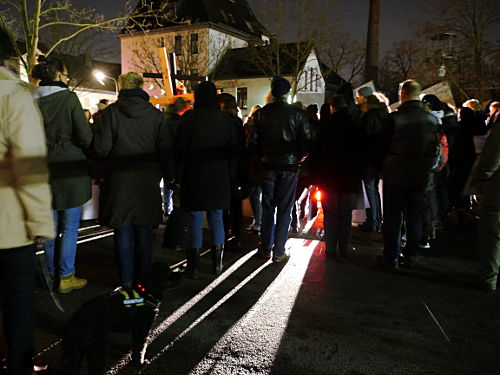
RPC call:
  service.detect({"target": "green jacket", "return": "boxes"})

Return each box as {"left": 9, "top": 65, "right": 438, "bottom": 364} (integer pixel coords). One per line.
{"left": 35, "top": 86, "right": 92, "bottom": 209}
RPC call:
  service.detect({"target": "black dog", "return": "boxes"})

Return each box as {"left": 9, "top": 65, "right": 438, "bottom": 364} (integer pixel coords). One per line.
{"left": 57, "top": 262, "right": 181, "bottom": 375}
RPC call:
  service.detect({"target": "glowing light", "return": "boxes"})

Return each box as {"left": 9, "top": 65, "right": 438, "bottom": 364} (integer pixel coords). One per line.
{"left": 314, "top": 189, "right": 322, "bottom": 202}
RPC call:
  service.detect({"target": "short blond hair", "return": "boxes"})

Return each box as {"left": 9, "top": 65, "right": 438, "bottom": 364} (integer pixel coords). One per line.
{"left": 400, "top": 79, "right": 421, "bottom": 100}
{"left": 118, "top": 72, "right": 144, "bottom": 90}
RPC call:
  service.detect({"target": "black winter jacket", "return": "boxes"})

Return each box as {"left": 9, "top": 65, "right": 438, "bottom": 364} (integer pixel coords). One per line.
{"left": 175, "top": 104, "right": 237, "bottom": 211}
{"left": 91, "top": 89, "right": 173, "bottom": 228}
{"left": 380, "top": 101, "right": 439, "bottom": 189}
{"left": 314, "top": 110, "right": 364, "bottom": 193}
{"left": 252, "top": 98, "right": 312, "bottom": 170}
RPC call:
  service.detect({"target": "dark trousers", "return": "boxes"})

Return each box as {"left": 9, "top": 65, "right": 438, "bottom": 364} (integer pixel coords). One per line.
{"left": 223, "top": 194, "right": 243, "bottom": 240}
{"left": 478, "top": 205, "right": 500, "bottom": 289}
{"left": 323, "top": 191, "right": 357, "bottom": 254}
{"left": 163, "top": 207, "right": 187, "bottom": 248}
{"left": 114, "top": 225, "right": 153, "bottom": 287}
{"left": 363, "top": 167, "right": 382, "bottom": 226}
{"left": 0, "top": 244, "right": 35, "bottom": 375}
{"left": 383, "top": 186, "right": 424, "bottom": 261}
{"left": 260, "top": 169, "right": 299, "bottom": 257}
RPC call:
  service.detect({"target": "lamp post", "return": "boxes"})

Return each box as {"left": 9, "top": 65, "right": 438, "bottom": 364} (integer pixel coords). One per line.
{"left": 93, "top": 70, "right": 118, "bottom": 97}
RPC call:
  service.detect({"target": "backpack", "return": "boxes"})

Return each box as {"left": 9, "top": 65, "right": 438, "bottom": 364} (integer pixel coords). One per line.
{"left": 431, "top": 130, "right": 449, "bottom": 171}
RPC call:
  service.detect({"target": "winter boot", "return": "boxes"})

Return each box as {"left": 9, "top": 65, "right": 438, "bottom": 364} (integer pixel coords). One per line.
{"left": 185, "top": 248, "right": 200, "bottom": 279}
{"left": 58, "top": 273, "right": 87, "bottom": 294}
{"left": 212, "top": 245, "right": 224, "bottom": 275}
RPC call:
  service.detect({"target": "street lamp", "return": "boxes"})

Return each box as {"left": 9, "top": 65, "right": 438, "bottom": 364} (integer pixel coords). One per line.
{"left": 93, "top": 69, "right": 118, "bottom": 96}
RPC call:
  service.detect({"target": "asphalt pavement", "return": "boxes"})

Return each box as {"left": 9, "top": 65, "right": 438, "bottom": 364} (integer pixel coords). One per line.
{"left": 15, "top": 211, "right": 500, "bottom": 374}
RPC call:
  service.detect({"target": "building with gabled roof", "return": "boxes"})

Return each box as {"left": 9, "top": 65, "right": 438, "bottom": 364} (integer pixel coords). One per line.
{"left": 120, "top": 0, "right": 328, "bottom": 113}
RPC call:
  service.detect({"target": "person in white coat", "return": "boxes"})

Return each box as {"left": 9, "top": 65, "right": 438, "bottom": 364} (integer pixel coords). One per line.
{"left": 0, "top": 26, "right": 54, "bottom": 374}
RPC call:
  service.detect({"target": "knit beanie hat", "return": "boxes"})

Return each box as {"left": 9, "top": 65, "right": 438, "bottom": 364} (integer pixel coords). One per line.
{"left": 357, "top": 86, "right": 374, "bottom": 97}
{"left": 195, "top": 81, "right": 217, "bottom": 108}
{"left": 271, "top": 76, "right": 291, "bottom": 97}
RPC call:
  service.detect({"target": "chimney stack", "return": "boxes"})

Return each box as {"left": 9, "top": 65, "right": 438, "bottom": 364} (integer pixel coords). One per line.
{"left": 364, "top": 0, "right": 380, "bottom": 84}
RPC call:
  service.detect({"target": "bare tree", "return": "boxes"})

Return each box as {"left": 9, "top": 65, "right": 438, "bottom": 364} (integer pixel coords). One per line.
{"left": 246, "top": 0, "right": 338, "bottom": 96}
{"left": 128, "top": 30, "right": 233, "bottom": 92}
{"left": 0, "top": 0, "right": 168, "bottom": 75}
{"left": 318, "top": 34, "right": 365, "bottom": 84}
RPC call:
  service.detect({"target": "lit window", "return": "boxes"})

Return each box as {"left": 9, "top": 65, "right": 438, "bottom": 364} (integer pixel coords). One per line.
{"left": 237, "top": 87, "right": 248, "bottom": 109}
{"left": 190, "top": 33, "right": 199, "bottom": 54}
{"left": 174, "top": 35, "right": 182, "bottom": 55}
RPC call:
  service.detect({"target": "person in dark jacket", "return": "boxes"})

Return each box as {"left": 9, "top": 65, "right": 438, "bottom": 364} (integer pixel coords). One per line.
{"left": 378, "top": 80, "right": 439, "bottom": 269}
{"left": 176, "top": 81, "right": 237, "bottom": 278}
{"left": 466, "top": 121, "right": 500, "bottom": 291}
{"left": 252, "top": 76, "right": 313, "bottom": 262}
{"left": 162, "top": 98, "right": 189, "bottom": 250}
{"left": 32, "top": 56, "right": 92, "bottom": 293}
{"left": 358, "top": 94, "right": 386, "bottom": 232}
{"left": 315, "top": 95, "right": 363, "bottom": 258}
{"left": 218, "top": 93, "right": 246, "bottom": 248}
{"left": 91, "top": 72, "right": 173, "bottom": 287}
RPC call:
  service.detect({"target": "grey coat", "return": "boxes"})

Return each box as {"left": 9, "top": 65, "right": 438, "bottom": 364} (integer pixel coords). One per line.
{"left": 467, "top": 124, "right": 500, "bottom": 208}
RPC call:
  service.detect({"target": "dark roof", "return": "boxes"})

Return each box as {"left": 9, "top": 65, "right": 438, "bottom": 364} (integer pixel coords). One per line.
{"left": 124, "top": 0, "right": 268, "bottom": 40}
{"left": 211, "top": 43, "right": 312, "bottom": 80}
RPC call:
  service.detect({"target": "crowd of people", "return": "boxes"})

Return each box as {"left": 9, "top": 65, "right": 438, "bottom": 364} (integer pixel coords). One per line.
{"left": 1, "top": 23, "right": 499, "bottom": 374}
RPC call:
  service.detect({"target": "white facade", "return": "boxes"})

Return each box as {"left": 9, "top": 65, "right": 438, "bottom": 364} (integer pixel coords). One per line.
{"left": 120, "top": 26, "right": 249, "bottom": 98}
{"left": 214, "top": 50, "right": 326, "bottom": 116}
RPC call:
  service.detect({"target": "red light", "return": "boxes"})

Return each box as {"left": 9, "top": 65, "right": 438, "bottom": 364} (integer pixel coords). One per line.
{"left": 315, "top": 190, "right": 322, "bottom": 201}
{"left": 141, "top": 288, "right": 145, "bottom": 292}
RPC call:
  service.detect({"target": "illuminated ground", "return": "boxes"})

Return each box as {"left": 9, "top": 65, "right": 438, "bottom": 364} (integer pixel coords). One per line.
{"left": 27, "top": 212, "right": 500, "bottom": 374}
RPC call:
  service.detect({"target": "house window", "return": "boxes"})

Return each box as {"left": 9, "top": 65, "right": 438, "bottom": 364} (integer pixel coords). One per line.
{"left": 190, "top": 33, "right": 199, "bottom": 54}
{"left": 158, "top": 37, "right": 165, "bottom": 47}
{"left": 315, "top": 74, "right": 319, "bottom": 92}
{"left": 191, "top": 69, "right": 199, "bottom": 76}
{"left": 237, "top": 87, "right": 248, "bottom": 109}
{"left": 174, "top": 35, "right": 182, "bottom": 55}
{"left": 309, "top": 68, "right": 314, "bottom": 91}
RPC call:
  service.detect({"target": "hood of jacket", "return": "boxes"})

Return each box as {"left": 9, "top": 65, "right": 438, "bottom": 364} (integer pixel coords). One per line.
{"left": 35, "top": 88, "right": 72, "bottom": 124}
{"left": 116, "top": 89, "right": 153, "bottom": 118}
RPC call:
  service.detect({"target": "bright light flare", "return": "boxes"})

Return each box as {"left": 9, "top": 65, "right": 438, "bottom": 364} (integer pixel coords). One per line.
{"left": 314, "top": 189, "right": 322, "bottom": 202}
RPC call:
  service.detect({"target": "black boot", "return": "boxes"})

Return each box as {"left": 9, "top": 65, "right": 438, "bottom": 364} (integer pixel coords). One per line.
{"left": 185, "top": 248, "right": 200, "bottom": 279}
{"left": 212, "top": 245, "right": 224, "bottom": 275}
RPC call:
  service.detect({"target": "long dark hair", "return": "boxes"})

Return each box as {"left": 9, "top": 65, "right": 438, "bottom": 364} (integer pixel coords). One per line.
{"left": 0, "top": 26, "right": 15, "bottom": 63}
{"left": 31, "top": 55, "right": 66, "bottom": 82}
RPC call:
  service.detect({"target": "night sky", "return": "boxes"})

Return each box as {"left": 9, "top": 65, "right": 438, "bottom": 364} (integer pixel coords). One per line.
{"left": 78, "top": 0, "right": 433, "bottom": 61}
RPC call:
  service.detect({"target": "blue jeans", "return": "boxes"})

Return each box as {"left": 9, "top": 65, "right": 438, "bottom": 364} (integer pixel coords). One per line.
{"left": 260, "top": 169, "right": 299, "bottom": 257}
{"left": 383, "top": 186, "right": 424, "bottom": 261}
{"left": 187, "top": 210, "right": 225, "bottom": 249}
{"left": 248, "top": 186, "right": 262, "bottom": 226}
{"left": 44, "top": 206, "right": 82, "bottom": 276}
{"left": 114, "top": 225, "right": 153, "bottom": 287}
{"left": 323, "top": 191, "right": 357, "bottom": 254}
{"left": 0, "top": 244, "right": 35, "bottom": 375}
{"left": 363, "top": 167, "right": 382, "bottom": 226}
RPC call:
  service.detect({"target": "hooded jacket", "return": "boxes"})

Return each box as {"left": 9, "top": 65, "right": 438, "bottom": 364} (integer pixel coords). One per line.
{"left": 0, "top": 67, "right": 54, "bottom": 248}
{"left": 91, "top": 89, "right": 173, "bottom": 227}
{"left": 35, "top": 83, "right": 92, "bottom": 209}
